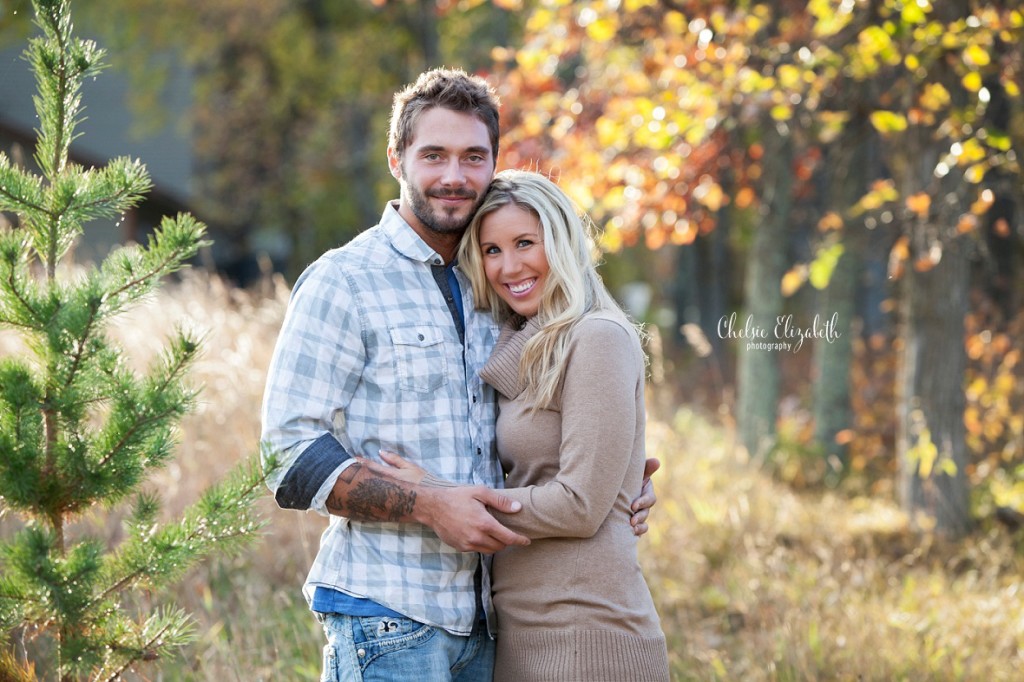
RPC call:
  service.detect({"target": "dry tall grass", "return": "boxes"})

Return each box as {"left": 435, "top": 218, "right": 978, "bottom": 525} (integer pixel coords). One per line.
{"left": 3, "top": 272, "right": 1023, "bottom": 680}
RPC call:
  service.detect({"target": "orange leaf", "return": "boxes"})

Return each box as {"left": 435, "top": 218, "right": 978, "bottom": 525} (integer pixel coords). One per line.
{"left": 964, "top": 407, "right": 983, "bottom": 436}
{"left": 835, "top": 429, "right": 855, "bottom": 445}
{"left": 913, "top": 256, "right": 935, "bottom": 272}
{"left": 888, "top": 236, "right": 909, "bottom": 279}
{"left": 818, "top": 211, "right": 844, "bottom": 231}
{"left": 781, "top": 266, "right": 807, "bottom": 296}
{"left": 671, "top": 221, "right": 698, "bottom": 245}
{"left": 970, "top": 191, "right": 995, "bottom": 215}
{"left": 735, "top": 187, "right": 756, "bottom": 209}
{"left": 957, "top": 214, "right": 979, "bottom": 233}
{"left": 966, "top": 334, "right": 986, "bottom": 360}
{"left": 905, "top": 192, "right": 931, "bottom": 217}
{"left": 995, "top": 218, "right": 1011, "bottom": 237}
{"left": 645, "top": 227, "right": 667, "bottom": 250}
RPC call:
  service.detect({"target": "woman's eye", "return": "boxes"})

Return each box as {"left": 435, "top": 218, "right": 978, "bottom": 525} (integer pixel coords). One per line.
{"left": 517, "top": 239, "right": 534, "bottom": 248}
{"left": 483, "top": 246, "right": 500, "bottom": 255}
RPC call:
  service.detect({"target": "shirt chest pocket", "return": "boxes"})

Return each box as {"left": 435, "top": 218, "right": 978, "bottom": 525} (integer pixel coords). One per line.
{"left": 389, "top": 325, "right": 448, "bottom": 393}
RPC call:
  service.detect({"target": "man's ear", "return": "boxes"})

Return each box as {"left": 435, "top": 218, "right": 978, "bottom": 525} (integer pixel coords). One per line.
{"left": 387, "top": 147, "right": 402, "bottom": 180}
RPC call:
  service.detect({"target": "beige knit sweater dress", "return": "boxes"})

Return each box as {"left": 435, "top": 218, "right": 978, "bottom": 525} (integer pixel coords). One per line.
{"left": 481, "top": 311, "right": 670, "bottom": 682}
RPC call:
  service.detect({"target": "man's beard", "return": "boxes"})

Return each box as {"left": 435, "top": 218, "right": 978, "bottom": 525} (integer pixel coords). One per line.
{"left": 406, "top": 180, "right": 481, "bottom": 235}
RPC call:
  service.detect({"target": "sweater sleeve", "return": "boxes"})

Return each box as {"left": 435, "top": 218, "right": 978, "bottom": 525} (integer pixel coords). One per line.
{"left": 490, "top": 318, "right": 643, "bottom": 539}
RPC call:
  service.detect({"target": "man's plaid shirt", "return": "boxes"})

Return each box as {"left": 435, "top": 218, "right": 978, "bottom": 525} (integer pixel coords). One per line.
{"left": 260, "top": 203, "right": 503, "bottom": 635}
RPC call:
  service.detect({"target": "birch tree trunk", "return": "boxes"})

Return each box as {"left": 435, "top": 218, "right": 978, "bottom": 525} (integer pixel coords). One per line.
{"left": 737, "top": 123, "right": 793, "bottom": 458}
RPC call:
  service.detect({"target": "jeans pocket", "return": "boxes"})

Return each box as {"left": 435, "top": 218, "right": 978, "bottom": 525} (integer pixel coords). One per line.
{"left": 353, "top": 615, "right": 437, "bottom": 672}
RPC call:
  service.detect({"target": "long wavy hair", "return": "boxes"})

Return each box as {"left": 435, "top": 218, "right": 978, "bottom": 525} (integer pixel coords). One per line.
{"left": 460, "top": 169, "right": 635, "bottom": 409}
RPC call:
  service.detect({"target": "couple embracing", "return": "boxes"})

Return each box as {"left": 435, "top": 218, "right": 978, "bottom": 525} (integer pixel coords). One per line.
{"left": 261, "top": 68, "right": 670, "bottom": 682}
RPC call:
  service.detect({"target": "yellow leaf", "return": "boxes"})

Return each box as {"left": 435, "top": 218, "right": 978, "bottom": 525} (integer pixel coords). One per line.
{"left": 963, "top": 43, "right": 991, "bottom": 67}
{"left": 596, "top": 116, "right": 624, "bottom": 149}
{"left": 585, "top": 16, "right": 618, "bottom": 43}
{"left": 809, "top": 242, "right": 845, "bottom": 290}
{"left": 778, "top": 64, "right": 803, "bottom": 90}
{"left": 599, "top": 225, "right": 624, "bottom": 253}
{"left": 901, "top": 3, "right": 927, "bottom": 24}
{"left": 958, "top": 137, "right": 987, "bottom": 163}
{"left": 919, "top": 83, "right": 950, "bottom": 111}
{"left": 962, "top": 71, "right": 983, "bottom": 92}
{"left": 913, "top": 428, "right": 939, "bottom": 478}
{"left": 665, "top": 11, "right": 685, "bottom": 34}
{"left": 869, "top": 110, "right": 908, "bottom": 134}
{"left": 693, "top": 179, "right": 726, "bottom": 211}
{"left": 1006, "top": 80, "right": 1021, "bottom": 98}
{"left": 770, "top": 104, "right": 793, "bottom": 121}
{"left": 965, "top": 163, "right": 987, "bottom": 184}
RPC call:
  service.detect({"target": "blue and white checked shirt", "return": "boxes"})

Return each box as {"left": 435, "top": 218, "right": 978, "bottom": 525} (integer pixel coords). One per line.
{"left": 260, "top": 202, "right": 503, "bottom": 635}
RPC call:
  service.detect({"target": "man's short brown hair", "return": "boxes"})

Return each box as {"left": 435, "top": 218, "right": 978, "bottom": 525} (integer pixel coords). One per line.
{"left": 389, "top": 68, "right": 500, "bottom": 163}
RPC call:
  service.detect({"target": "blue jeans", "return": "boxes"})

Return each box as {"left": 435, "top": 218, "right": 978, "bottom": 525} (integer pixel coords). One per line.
{"left": 319, "top": 613, "right": 494, "bottom": 682}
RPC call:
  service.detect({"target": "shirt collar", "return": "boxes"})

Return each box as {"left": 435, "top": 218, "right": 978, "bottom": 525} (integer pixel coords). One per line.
{"left": 380, "top": 201, "right": 446, "bottom": 266}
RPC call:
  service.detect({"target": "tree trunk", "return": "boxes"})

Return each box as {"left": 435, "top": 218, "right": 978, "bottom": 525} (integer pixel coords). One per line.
{"left": 892, "top": 0, "right": 973, "bottom": 539}
{"left": 812, "top": 119, "right": 874, "bottom": 470}
{"left": 737, "top": 124, "right": 793, "bottom": 458}
{"left": 897, "top": 243, "right": 971, "bottom": 537}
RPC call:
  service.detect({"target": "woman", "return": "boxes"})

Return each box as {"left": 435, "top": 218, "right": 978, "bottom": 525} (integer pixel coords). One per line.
{"left": 382, "top": 169, "right": 670, "bottom": 680}
{"left": 459, "top": 169, "right": 669, "bottom": 681}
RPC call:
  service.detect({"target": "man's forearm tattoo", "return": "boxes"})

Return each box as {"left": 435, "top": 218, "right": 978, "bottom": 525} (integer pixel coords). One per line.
{"left": 325, "top": 462, "right": 418, "bottom": 522}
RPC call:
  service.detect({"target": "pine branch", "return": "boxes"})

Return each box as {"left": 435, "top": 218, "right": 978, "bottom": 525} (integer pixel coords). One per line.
{"left": 96, "top": 214, "right": 210, "bottom": 320}
{"left": 93, "top": 607, "right": 195, "bottom": 682}
{"left": 94, "top": 458, "right": 267, "bottom": 606}
{"left": 0, "top": 232, "right": 44, "bottom": 329}
{"left": 0, "top": 152, "right": 47, "bottom": 216}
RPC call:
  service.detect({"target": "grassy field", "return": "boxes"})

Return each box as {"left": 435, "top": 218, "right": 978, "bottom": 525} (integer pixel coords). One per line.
{"left": 4, "top": 272, "right": 1024, "bottom": 680}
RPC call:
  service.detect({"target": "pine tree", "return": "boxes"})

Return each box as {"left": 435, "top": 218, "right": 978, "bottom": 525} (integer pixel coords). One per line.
{"left": 0, "top": 1, "right": 268, "bottom": 679}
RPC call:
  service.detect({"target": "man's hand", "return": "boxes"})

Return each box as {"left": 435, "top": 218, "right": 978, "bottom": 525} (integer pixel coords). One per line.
{"left": 334, "top": 453, "right": 530, "bottom": 554}
{"left": 417, "top": 484, "right": 530, "bottom": 554}
{"left": 630, "top": 457, "right": 660, "bottom": 537}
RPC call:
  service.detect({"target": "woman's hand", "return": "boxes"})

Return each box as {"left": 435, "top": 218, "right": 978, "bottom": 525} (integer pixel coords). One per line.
{"left": 373, "top": 450, "right": 430, "bottom": 484}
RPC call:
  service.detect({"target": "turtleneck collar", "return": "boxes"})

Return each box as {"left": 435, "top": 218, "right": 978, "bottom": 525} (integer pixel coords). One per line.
{"left": 480, "top": 315, "right": 543, "bottom": 399}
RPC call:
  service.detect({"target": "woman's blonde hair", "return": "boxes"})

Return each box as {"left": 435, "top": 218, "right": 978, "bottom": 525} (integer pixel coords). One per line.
{"left": 459, "top": 169, "right": 629, "bottom": 408}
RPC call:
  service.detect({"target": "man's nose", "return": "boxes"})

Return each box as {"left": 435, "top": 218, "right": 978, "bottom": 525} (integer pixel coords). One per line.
{"left": 441, "top": 158, "right": 466, "bottom": 185}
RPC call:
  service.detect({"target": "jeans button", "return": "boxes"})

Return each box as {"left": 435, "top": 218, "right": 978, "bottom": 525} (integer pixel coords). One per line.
{"left": 357, "top": 648, "right": 366, "bottom": 658}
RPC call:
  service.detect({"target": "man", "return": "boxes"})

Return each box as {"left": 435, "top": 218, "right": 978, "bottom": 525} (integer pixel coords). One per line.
{"left": 260, "top": 68, "right": 658, "bottom": 681}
